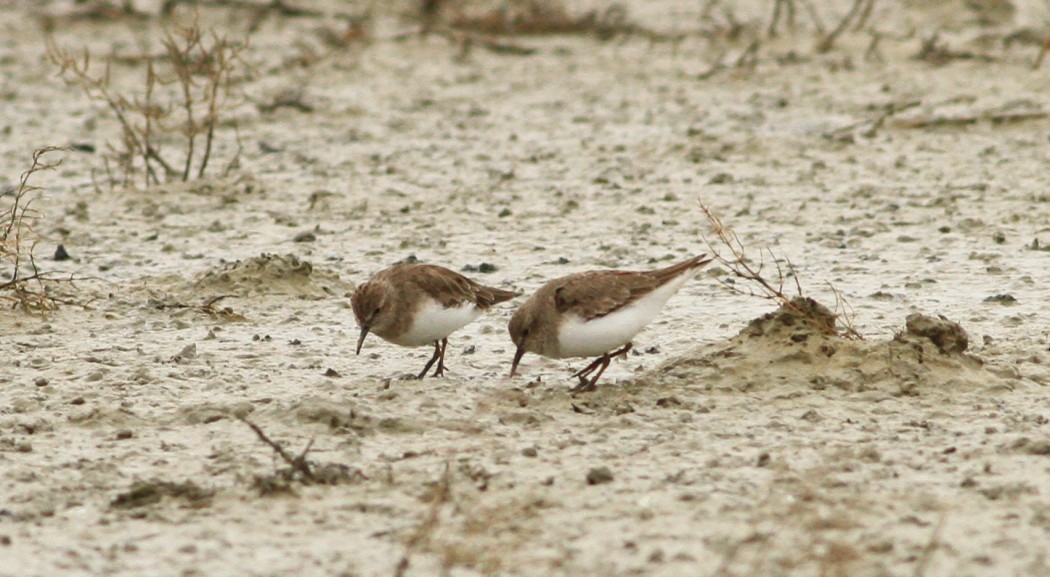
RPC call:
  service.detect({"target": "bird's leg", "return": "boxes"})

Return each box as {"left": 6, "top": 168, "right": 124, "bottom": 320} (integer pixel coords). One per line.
{"left": 417, "top": 340, "right": 442, "bottom": 380}
{"left": 571, "top": 355, "right": 607, "bottom": 382}
{"left": 570, "top": 343, "right": 633, "bottom": 394}
{"left": 431, "top": 338, "right": 449, "bottom": 377}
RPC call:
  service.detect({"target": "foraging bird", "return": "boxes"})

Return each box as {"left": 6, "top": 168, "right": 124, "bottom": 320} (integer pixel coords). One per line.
{"left": 352, "top": 262, "right": 517, "bottom": 379}
{"left": 508, "top": 254, "right": 711, "bottom": 392}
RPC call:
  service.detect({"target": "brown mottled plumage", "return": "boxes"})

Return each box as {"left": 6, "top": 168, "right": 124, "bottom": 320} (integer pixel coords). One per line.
{"left": 509, "top": 254, "right": 711, "bottom": 392}
{"left": 352, "top": 263, "right": 517, "bottom": 379}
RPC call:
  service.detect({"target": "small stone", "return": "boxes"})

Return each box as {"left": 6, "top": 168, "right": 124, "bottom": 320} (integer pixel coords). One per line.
{"left": 655, "top": 397, "right": 681, "bottom": 408}
{"left": 708, "top": 173, "right": 734, "bottom": 184}
{"left": 586, "top": 466, "right": 614, "bottom": 485}
{"left": 324, "top": 368, "right": 341, "bottom": 378}
{"left": 756, "top": 452, "right": 771, "bottom": 467}
{"left": 1024, "top": 440, "right": 1050, "bottom": 455}
{"left": 33, "top": 377, "right": 49, "bottom": 387}
{"left": 174, "top": 344, "right": 197, "bottom": 361}
{"left": 983, "top": 294, "right": 1017, "bottom": 305}
{"left": 293, "top": 231, "right": 316, "bottom": 242}
{"left": 992, "top": 231, "right": 1006, "bottom": 244}
{"left": 54, "top": 245, "right": 71, "bottom": 261}
{"left": 521, "top": 446, "right": 538, "bottom": 458}
{"left": 115, "top": 429, "right": 133, "bottom": 440}
{"left": 70, "top": 397, "right": 85, "bottom": 405}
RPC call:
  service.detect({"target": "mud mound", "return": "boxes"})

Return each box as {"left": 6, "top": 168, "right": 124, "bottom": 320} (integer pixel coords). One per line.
{"left": 193, "top": 253, "right": 352, "bottom": 298}
{"left": 648, "top": 303, "right": 1006, "bottom": 396}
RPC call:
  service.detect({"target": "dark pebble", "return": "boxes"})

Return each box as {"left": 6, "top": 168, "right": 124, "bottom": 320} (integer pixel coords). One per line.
{"left": 983, "top": 294, "right": 1017, "bottom": 304}
{"left": 54, "top": 245, "right": 71, "bottom": 261}
{"left": 293, "top": 231, "right": 316, "bottom": 243}
{"left": 586, "top": 467, "right": 614, "bottom": 485}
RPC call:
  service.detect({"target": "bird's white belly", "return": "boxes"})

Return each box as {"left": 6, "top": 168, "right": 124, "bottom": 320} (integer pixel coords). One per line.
{"left": 386, "top": 300, "right": 481, "bottom": 347}
{"left": 554, "top": 271, "right": 694, "bottom": 358}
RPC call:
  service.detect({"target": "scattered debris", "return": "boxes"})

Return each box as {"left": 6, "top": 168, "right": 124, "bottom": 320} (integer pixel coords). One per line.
{"left": 111, "top": 480, "right": 213, "bottom": 510}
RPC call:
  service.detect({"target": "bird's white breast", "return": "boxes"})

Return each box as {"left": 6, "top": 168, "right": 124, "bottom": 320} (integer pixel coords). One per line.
{"left": 386, "top": 299, "right": 482, "bottom": 347}
{"left": 554, "top": 271, "right": 695, "bottom": 358}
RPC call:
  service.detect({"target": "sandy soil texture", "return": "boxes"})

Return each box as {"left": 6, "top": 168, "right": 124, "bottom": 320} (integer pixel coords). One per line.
{"left": 2, "top": 1, "right": 1050, "bottom": 576}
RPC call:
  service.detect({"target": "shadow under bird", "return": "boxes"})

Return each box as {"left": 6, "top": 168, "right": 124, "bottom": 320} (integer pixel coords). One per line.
{"left": 352, "top": 262, "right": 518, "bottom": 379}
{"left": 508, "top": 254, "right": 712, "bottom": 393}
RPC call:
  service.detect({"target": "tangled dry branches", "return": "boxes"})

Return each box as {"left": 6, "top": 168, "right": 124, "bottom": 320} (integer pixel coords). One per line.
{"left": 1, "top": 147, "right": 68, "bottom": 312}
{"left": 698, "top": 197, "right": 861, "bottom": 339}
{"left": 47, "top": 12, "right": 247, "bottom": 189}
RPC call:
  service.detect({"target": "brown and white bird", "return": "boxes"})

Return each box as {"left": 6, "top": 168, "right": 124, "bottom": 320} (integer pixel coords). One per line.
{"left": 508, "top": 254, "right": 711, "bottom": 393}
{"left": 352, "top": 262, "right": 518, "bottom": 379}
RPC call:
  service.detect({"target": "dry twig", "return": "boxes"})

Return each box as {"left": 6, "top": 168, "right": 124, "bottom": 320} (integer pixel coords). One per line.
{"left": 697, "top": 198, "right": 861, "bottom": 339}
{"left": 1, "top": 147, "right": 70, "bottom": 312}
{"left": 822, "top": 99, "right": 921, "bottom": 141}
{"left": 47, "top": 12, "right": 247, "bottom": 189}
{"left": 816, "top": 0, "right": 875, "bottom": 53}
{"left": 241, "top": 417, "right": 316, "bottom": 480}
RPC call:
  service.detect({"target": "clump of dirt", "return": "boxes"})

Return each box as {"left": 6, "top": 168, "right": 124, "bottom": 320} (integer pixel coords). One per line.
{"left": 110, "top": 480, "right": 213, "bottom": 510}
{"left": 646, "top": 302, "right": 1004, "bottom": 396}
{"left": 904, "top": 312, "right": 968, "bottom": 354}
{"left": 193, "top": 253, "right": 352, "bottom": 298}
{"left": 743, "top": 296, "right": 839, "bottom": 341}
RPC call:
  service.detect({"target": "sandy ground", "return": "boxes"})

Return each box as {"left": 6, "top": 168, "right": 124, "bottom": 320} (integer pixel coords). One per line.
{"left": 3, "top": 1, "right": 1050, "bottom": 576}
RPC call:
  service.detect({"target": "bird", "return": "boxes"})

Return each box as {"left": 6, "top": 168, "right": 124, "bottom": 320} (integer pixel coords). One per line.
{"left": 508, "top": 254, "right": 712, "bottom": 393}
{"left": 352, "top": 262, "right": 517, "bottom": 379}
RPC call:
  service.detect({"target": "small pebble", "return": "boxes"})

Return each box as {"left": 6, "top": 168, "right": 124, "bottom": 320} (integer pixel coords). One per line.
{"left": 54, "top": 245, "right": 71, "bottom": 261}
{"left": 586, "top": 467, "right": 614, "bottom": 485}
{"left": 983, "top": 294, "right": 1017, "bottom": 304}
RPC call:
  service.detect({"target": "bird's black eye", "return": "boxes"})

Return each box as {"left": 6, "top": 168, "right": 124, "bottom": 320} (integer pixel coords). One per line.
{"left": 373, "top": 306, "right": 382, "bottom": 315}
{"left": 522, "top": 328, "right": 530, "bottom": 337}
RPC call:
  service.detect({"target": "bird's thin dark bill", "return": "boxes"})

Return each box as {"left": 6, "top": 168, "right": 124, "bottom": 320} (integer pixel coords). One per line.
{"left": 510, "top": 345, "right": 525, "bottom": 377}
{"left": 355, "top": 327, "right": 370, "bottom": 355}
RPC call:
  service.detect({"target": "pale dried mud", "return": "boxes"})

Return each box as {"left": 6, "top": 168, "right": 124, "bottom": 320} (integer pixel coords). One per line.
{"left": 2, "top": 1, "right": 1050, "bottom": 576}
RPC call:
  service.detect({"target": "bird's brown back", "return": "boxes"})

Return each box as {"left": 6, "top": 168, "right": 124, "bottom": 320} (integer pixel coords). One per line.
{"left": 379, "top": 263, "right": 516, "bottom": 309}
{"left": 552, "top": 254, "right": 710, "bottom": 321}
